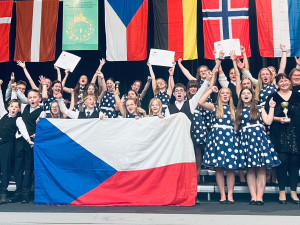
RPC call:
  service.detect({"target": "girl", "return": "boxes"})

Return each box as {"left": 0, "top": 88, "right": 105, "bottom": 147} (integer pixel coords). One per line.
{"left": 100, "top": 77, "right": 117, "bottom": 118}
{"left": 235, "top": 88, "right": 280, "bottom": 205}
{"left": 122, "top": 77, "right": 152, "bottom": 102}
{"left": 39, "top": 101, "right": 64, "bottom": 119}
{"left": 148, "top": 98, "right": 163, "bottom": 118}
{"left": 199, "top": 86, "right": 241, "bottom": 204}
{"left": 148, "top": 62, "right": 175, "bottom": 115}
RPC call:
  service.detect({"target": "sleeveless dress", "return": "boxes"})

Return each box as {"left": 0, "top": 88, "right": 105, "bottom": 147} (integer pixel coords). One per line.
{"left": 203, "top": 105, "right": 243, "bottom": 169}
{"left": 100, "top": 92, "right": 115, "bottom": 118}
{"left": 155, "top": 91, "right": 171, "bottom": 116}
{"left": 238, "top": 106, "right": 280, "bottom": 167}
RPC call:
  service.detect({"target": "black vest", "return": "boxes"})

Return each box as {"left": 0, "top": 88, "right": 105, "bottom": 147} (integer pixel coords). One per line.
{"left": 228, "top": 82, "right": 238, "bottom": 107}
{"left": 22, "top": 105, "right": 43, "bottom": 136}
{"left": 78, "top": 111, "right": 99, "bottom": 119}
{"left": 0, "top": 114, "right": 18, "bottom": 142}
{"left": 168, "top": 101, "right": 193, "bottom": 122}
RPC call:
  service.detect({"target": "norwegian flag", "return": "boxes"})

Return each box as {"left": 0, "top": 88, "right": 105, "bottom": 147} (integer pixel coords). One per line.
{"left": 202, "top": 0, "right": 251, "bottom": 59}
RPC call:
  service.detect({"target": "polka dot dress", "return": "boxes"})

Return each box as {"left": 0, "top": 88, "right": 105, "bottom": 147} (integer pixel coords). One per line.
{"left": 43, "top": 96, "right": 57, "bottom": 113}
{"left": 203, "top": 105, "right": 242, "bottom": 169}
{"left": 259, "top": 84, "right": 277, "bottom": 106}
{"left": 155, "top": 91, "right": 170, "bottom": 116}
{"left": 100, "top": 92, "right": 115, "bottom": 118}
{"left": 192, "top": 107, "right": 207, "bottom": 145}
{"left": 238, "top": 106, "right": 280, "bottom": 168}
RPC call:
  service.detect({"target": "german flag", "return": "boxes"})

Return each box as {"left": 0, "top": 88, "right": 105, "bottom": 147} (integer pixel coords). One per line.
{"left": 153, "top": 0, "right": 197, "bottom": 61}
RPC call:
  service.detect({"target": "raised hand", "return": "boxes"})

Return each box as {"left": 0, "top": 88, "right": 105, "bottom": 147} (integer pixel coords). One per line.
{"left": 97, "top": 71, "right": 104, "bottom": 79}
{"left": 178, "top": 58, "right": 183, "bottom": 63}
{"left": 147, "top": 61, "right": 151, "bottom": 67}
{"left": 230, "top": 50, "right": 237, "bottom": 61}
{"left": 219, "top": 50, "right": 225, "bottom": 59}
{"left": 295, "top": 56, "right": 300, "bottom": 66}
{"left": 206, "top": 70, "right": 213, "bottom": 82}
{"left": 169, "top": 66, "right": 175, "bottom": 76}
{"left": 240, "top": 46, "right": 246, "bottom": 54}
{"left": 10, "top": 72, "right": 15, "bottom": 82}
{"left": 38, "top": 75, "right": 47, "bottom": 85}
{"left": 211, "top": 86, "right": 218, "bottom": 93}
{"left": 280, "top": 43, "right": 286, "bottom": 52}
{"left": 17, "top": 60, "right": 26, "bottom": 69}
{"left": 11, "top": 82, "right": 17, "bottom": 91}
{"left": 147, "top": 76, "right": 152, "bottom": 81}
{"left": 236, "top": 59, "right": 245, "bottom": 70}
{"left": 54, "top": 65, "right": 59, "bottom": 70}
{"left": 65, "top": 68, "right": 70, "bottom": 75}
{"left": 269, "top": 97, "right": 276, "bottom": 108}
{"left": 99, "top": 58, "right": 106, "bottom": 66}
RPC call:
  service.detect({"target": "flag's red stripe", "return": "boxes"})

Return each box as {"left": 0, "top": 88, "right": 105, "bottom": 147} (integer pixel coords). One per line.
{"left": 203, "top": 19, "right": 221, "bottom": 59}
{"left": 127, "top": 0, "right": 148, "bottom": 61}
{"left": 168, "top": 0, "right": 184, "bottom": 60}
{"left": 256, "top": 0, "right": 274, "bottom": 57}
{"left": 231, "top": 18, "right": 251, "bottom": 57}
{"left": 71, "top": 163, "right": 197, "bottom": 206}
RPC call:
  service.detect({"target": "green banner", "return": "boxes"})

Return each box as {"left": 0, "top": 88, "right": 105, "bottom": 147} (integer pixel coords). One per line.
{"left": 63, "top": 0, "right": 98, "bottom": 50}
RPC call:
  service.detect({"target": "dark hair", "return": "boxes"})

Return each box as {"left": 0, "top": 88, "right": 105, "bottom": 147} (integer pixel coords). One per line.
{"left": 174, "top": 83, "right": 186, "bottom": 92}
{"left": 275, "top": 73, "right": 289, "bottom": 84}
{"left": 187, "top": 80, "right": 198, "bottom": 100}
{"left": 235, "top": 88, "right": 258, "bottom": 131}
{"left": 107, "top": 77, "right": 114, "bottom": 82}
{"left": 127, "top": 89, "right": 141, "bottom": 107}
{"left": 16, "top": 80, "right": 27, "bottom": 86}
{"left": 132, "top": 80, "right": 142, "bottom": 86}
{"left": 50, "top": 80, "right": 62, "bottom": 95}
{"left": 28, "top": 89, "right": 40, "bottom": 95}
{"left": 8, "top": 99, "right": 21, "bottom": 108}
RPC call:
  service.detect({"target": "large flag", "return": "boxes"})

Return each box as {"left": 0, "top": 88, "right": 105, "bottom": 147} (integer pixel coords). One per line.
{"left": 34, "top": 113, "right": 197, "bottom": 206}
{"left": 0, "top": 1, "right": 13, "bottom": 63}
{"left": 153, "top": 0, "right": 198, "bottom": 61}
{"left": 256, "top": 0, "right": 300, "bottom": 57}
{"left": 202, "top": 0, "right": 251, "bottom": 59}
{"left": 105, "top": 0, "right": 148, "bottom": 61}
{"left": 14, "top": 0, "right": 59, "bottom": 62}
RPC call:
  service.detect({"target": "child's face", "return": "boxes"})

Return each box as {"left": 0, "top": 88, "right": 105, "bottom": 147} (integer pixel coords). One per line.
{"left": 261, "top": 69, "right": 271, "bottom": 85}
{"left": 87, "top": 85, "right": 95, "bottom": 95}
{"left": 52, "top": 83, "right": 62, "bottom": 95}
{"left": 45, "top": 79, "right": 52, "bottom": 90}
{"left": 106, "top": 80, "right": 114, "bottom": 92}
{"left": 17, "top": 84, "right": 26, "bottom": 94}
{"left": 84, "top": 97, "right": 96, "bottom": 110}
{"left": 229, "top": 68, "right": 236, "bottom": 81}
{"left": 79, "top": 75, "right": 88, "bottom": 86}
{"left": 268, "top": 67, "right": 276, "bottom": 78}
{"left": 151, "top": 100, "right": 160, "bottom": 114}
{"left": 50, "top": 102, "right": 60, "bottom": 115}
{"left": 219, "top": 88, "right": 230, "bottom": 104}
{"left": 28, "top": 92, "right": 41, "bottom": 108}
{"left": 173, "top": 87, "right": 186, "bottom": 102}
{"left": 156, "top": 79, "right": 166, "bottom": 89}
{"left": 8, "top": 102, "right": 20, "bottom": 116}
{"left": 242, "top": 79, "right": 252, "bottom": 89}
{"left": 131, "top": 82, "right": 141, "bottom": 92}
{"left": 128, "top": 90, "right": 137, "bottom": 100}
{"left": 241, "top": 89, "right": 252, "bottom": 104}
{"left": 126, "top": 100, "right": 137, "bottom": 114}
{"left": 198, "top": 67, "right": 208, "bottom": 79}
{"left": 188, "top": 86, "right": 198, "bottom": 95}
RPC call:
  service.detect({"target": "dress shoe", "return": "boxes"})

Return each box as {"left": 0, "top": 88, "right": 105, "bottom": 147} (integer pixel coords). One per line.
{"left": 278, "top": 200, "right": 287, "bottom": 204}
{"left": 256, "top": 201, "right": 264, "bottom": 206}
{"left": 219, "top": 200, "right": 227, "bottom": 204}
{"left": 21, "top": 195, "right": 29, "bottom": 204}
{"left": 227, "top": 200, "right": 235, "bottom": 204}
{"left": 249, "top": 200, "right": 256, "bottom": 205}
{"left": 291, "top": 199, "right": 300, "bottom": 204}
{"left": 8, "top": 194, "right": 22, "bottom": 203}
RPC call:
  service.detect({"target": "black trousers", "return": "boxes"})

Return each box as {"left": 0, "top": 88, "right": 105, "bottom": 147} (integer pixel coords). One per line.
{"left": 276, "top": 153, "right": 300, "bottom": 191}
{"left": 0, "top": 141, "right": 13, "bottom": 194}
{"left": 14, "top": 138, "right": 34, "bottom": 195}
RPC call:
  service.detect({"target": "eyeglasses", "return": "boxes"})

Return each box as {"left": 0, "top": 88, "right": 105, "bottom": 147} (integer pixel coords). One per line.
{"left": 174, "top": 89, "right": 185, "bottom": 93}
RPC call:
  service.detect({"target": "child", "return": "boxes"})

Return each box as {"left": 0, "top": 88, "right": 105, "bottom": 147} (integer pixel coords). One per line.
{"left": 235, "top": 88, "right": 280, "bottom": 205}
{"left": 9, "top": 89, "right": 43, "bottom": 203}
{"left": 100, "top": 77, "right": 117, "bottom": 118}
{"left": 0, "top": 80, "right": 33, "bottom": 204}
{"left": 122, "top": 77, "right": 152, "bottom": 102}
{"left": 148, "top": 98, "right": 163, "bottom": 118}
{"left": 199, "top": 86, "right": 241, "bottom": 204}
{"left": 39, "top": 101, "right": 64, "bottom": 119}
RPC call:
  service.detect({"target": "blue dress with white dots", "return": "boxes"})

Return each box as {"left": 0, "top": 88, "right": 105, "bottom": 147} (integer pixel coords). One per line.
{"left": 203, "top": 105, "right": 243, "bottom": 169}
{"left": 238, "top": 106, "right": 280, "bottom": 168}
{"left": 192, "top": 107, "right": 207, "bottom": 145}
{"left": 155, "top": 91, "right": 170, "bottom": 116}
{"left": 259, "top": 84, "right": 277, "bottom": 106}
{"left": 100, "top": 92, "right": 115, "bottom": 118}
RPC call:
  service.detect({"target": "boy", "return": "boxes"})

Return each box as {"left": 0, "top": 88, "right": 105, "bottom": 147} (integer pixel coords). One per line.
{"left": 0, "top": 80, "right": 33, "bottom": 204}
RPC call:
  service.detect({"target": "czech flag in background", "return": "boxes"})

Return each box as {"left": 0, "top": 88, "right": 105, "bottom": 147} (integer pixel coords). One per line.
{"left": 34, "top": 113, "right": 197, "bottom": 206}
{"left": 105, "top": 0, "right": 148, "bottom": 61}
{"left": 256, "top": 0, "right": 300, "bottom": 57}
{"left": 152, "top": 0, "right": 198, "bottom": 61}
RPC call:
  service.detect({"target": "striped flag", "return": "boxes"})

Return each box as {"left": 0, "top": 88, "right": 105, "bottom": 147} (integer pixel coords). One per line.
{"left": 256, "top": 0, "right": 300, "bottom": 57}
{"left": 14, "top": 0, "right": 59, "bottom": 62}
{"left": 202, "top": 0, "right": 251, "bottom": 59}
{"left": 105, "top": 0, "right": 148, "bottom": 61}
{"left": 0, "top": 1, "right": 13, "bottom": 63}
{"left": 153, "top": 0, "right": 198, "bottom": 61}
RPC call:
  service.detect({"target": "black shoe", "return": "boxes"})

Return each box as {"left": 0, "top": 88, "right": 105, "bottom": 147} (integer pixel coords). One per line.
{"left": 291, "top": 199, "right": 300, "bottom": 204}
{"left": 21, "top": 195, "right": 29, "bottom": 204}
{"left": 195, "top": 198, "right": 201, "bottom": 204}
{"left": 227, "top": 200, "right": 235, "bottom": 204}
{"left": 249, "top": 200, "right": 256, "bottom": 205}
{"left": 219, "top": 200, "right": 227, "bottom": 204}
{"left": 256, "top": 201, "right": 264, "bottom": 206}
{"left": 279, "top": 200, "right": 287, "bottom": 204}
{"left": 8, "top": 194, "right": 22, "bottom": 203}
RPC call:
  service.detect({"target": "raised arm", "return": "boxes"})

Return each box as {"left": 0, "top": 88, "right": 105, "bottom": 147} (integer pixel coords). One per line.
{"left": 62, "top": 68, "right": 72, "bottom": 93}
{"left": 54, "top": 65, "right": 62, "bottom": 82}
{"left": 98, "top": 72, "right": 107, "bottom": 104}
{"left": 17, "top": 61, "right": 38, "bottom": 90}
{"left": 57, "top": 93, "right": 78, "bottom": 119}
{"left": 5, "top": 72, "right": 14, "bottom": 101}
{"left": 230, "top": 51, "right": 242, "bottom": 96}
{"left": 278, "top": 44, "right": 287, "bottom": 74}
{"left": 0, "top": 80, "right": 7, "bottom": 118}
{"left": 114, "top": 90, "right": 126, "bottom": 118}
{"left": 237, "top": 59, "right": 258, "bottom": 87}
{"left": 177, "top": 58, "right": 197, "bottom": 81}
{"left": 140, "top": 76, "right": 151, "bottom": 100}
{"left": 167, "top": 62, "right": 176, "bottom": 96}
{"left": 198, "top": 86, "right": 218, "bottom": 112}
{"left": 261, "top": 97, "right": 276, "bottom": 125}
{"left": 16, "top": 90, "right": 28, "bottom": 104}
{"left": 147, "top": 62, "right": 157, "bottom": 95}
{"left": 240, "top": 46, "right": 249, "bottom": 71}
{"left": 39, "top": 76, "right": 49, "bottom": 101}
{"left": 295, "top": 56, "right": 300, "bottom": 69}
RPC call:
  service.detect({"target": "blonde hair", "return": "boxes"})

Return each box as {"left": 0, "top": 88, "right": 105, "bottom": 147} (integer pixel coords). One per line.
{"left": 254, "top": 68, "right": 272, "bottom": 101}
{"left": 148, "top": 98, "right": 162, "bottom": 117}
{"left": 155, "top": 78, "right": 168, "bottom": 95}
{"left": 216, "top": 88, "right": 235, "bottom": 122}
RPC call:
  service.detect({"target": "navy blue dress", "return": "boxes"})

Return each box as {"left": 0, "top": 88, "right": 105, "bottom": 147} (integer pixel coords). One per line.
{"left": 155, "top": 91, "right": 170, "bottom": 116}
{"left": 100, "top": 92, "right": 116, "bottom": 118}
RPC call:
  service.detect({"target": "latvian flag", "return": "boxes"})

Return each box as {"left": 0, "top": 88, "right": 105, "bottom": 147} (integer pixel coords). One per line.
{"left": 256, "top": 0, "right": 300, "bottom": 57}
{"left": 0, "top": 1, "right": 13, "bottom": 63}
{"left": 105, "top": 0, "right": 148, "bottom": 61}
{"left": 202, "top": 0, "right": 251, "bottom": 59}
{"left": 14, "top": 0, "right": 59, "bottom": 62}
{"left": 153, "top": 0, "right": 198, "bottom": 61}
{"left": 34, "top": 113, "right": 197, "bottom": 206}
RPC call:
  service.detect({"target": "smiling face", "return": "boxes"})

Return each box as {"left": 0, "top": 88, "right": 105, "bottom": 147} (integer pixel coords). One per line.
{"left": 106, "top": 79, "right": 114, "bottom": 92}
{"left": 219, "top": 88, "right": 231, "bottom": 104}
{"left": 241, "top": 89, "right": 253, "bottom": 105}
{"left": 198, "top": 66, "right": 208, "bottom": 80}
{"left": 87, "top": 85, "right": 95, "bottom": 95}
{"left": 131, "top": 81, "right": 141, "bottom": 93}
{"left": 291, "top": 70, "right": 300, "bottom": 86}
{"left": 27, "top": 91, "right": 41, "bottom": 108}
{"left": 156, "top": 78, "right": 166, "bottom": 90}
{"left": 45, "top": 78, "right": 52, "bottom": 90}
{"left": 8, "top": 102, "right": 21, "bottom": 116}
{"left": 17, "top": 84, "right": 26, "bottom": 94}
{"left": 188, "top": 86, "right": 198, "bottom": 96}
{"left": 277, "top": 76, "right": 291, "bottom": 91}
{"left": 128, "top": 90, "right": 138, "bottom": 100}
{"left": 242, "top": 78, "right": 252, "bottom": 89}
{"left": 50, "top": 102, "right": 60, "bottom": 116}
{"left": 260, "top": 69, "right": 272, "bottom": 85}
{"left": 125, "top": 99, "right": 137, "bottom": 115}
{"left": 173, "top": 86, "right": 186, "bottom": 102}
{"left": 150, "top": 99, "right": 161, "bottom": 115}
{"left": 79, "top": 75, "right": 88, "bottom": 86}
{"left": 229, "top": 68, "right": 237, "bottom": 81}
{"left": 84, "top": 96, "right": 96, "bottom": 110}
{"left": 52, "top": 82, "right": 62, "bottom": 95}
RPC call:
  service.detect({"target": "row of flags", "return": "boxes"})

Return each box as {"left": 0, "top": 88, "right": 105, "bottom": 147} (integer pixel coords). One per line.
{"left": 0, "top": 0, "right": 300, "bottom": 63}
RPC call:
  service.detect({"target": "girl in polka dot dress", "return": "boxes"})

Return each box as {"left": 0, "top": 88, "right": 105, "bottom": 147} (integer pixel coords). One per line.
{"left": 100, "top": 78, "right": 116, "bottom": 118}
{"left": 199, "top": 86, "right": 241, "bottom": 204}
{"left": 235, "top": 88, "right": 280, "bottom": 205}
{"left": 148, "top": 62, "right": 175, "bottom": 115}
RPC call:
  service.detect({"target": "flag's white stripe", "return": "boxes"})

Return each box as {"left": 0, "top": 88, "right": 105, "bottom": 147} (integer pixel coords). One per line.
{"left": 272, "top": 0, "right": 291, "bottom": 57}
{"left": 228, "top": 16, "right": 249, "bottom": 39}
{"left": 31, "top": 0, "right": 42, "bottom": 62}
{"left": 105, "top": 0, "right": 127, "bottom": 61}
{"left": 48, "top": 113, "right": 195, "bottom": 171}
{"left": 0, "top": 17, "right": 11, "bottom": 24}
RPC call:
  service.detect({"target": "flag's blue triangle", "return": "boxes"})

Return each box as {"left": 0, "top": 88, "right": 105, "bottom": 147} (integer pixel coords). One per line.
{"left": 34, "top": 119, "right": 117, "bottom": 205}
{"left": 107, "top": 0, "right": 144, "bottom": 27}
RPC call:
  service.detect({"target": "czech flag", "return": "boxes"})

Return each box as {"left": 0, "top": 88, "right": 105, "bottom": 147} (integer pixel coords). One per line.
{"left": 34, "top": 113, "right": 197, "bottom": 206}
{"left": 256, "top": 0, "right": 300, "bottom": 57}
{"left": 105, "top": 0, "right": 148, "bottom": 61}
{"left": 152, "top": 0, "right": 198, "bottom": 61}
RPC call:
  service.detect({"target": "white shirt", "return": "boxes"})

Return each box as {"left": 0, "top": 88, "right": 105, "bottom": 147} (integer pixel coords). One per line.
{"left": 218, "top": 73, "right": 236, "bottom": 88}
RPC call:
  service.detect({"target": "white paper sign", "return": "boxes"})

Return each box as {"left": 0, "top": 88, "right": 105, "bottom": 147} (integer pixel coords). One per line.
{"left": 149, "top": 49, "right": 175, "bottom": 67}
{"left": 55, "top": 51, "right": 81, "bottom": 72}
{"left": 214, "top": 39, "right": 241, "bottom": 58}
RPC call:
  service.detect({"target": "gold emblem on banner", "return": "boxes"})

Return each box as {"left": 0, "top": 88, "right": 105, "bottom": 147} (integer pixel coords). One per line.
{"left": 66, "top": 13, "right": 95, "bottom": 42}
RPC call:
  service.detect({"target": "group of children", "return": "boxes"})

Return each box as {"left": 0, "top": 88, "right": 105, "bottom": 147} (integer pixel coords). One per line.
{"left": 1, "top": 45, "right": 300, "bottom": 205}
